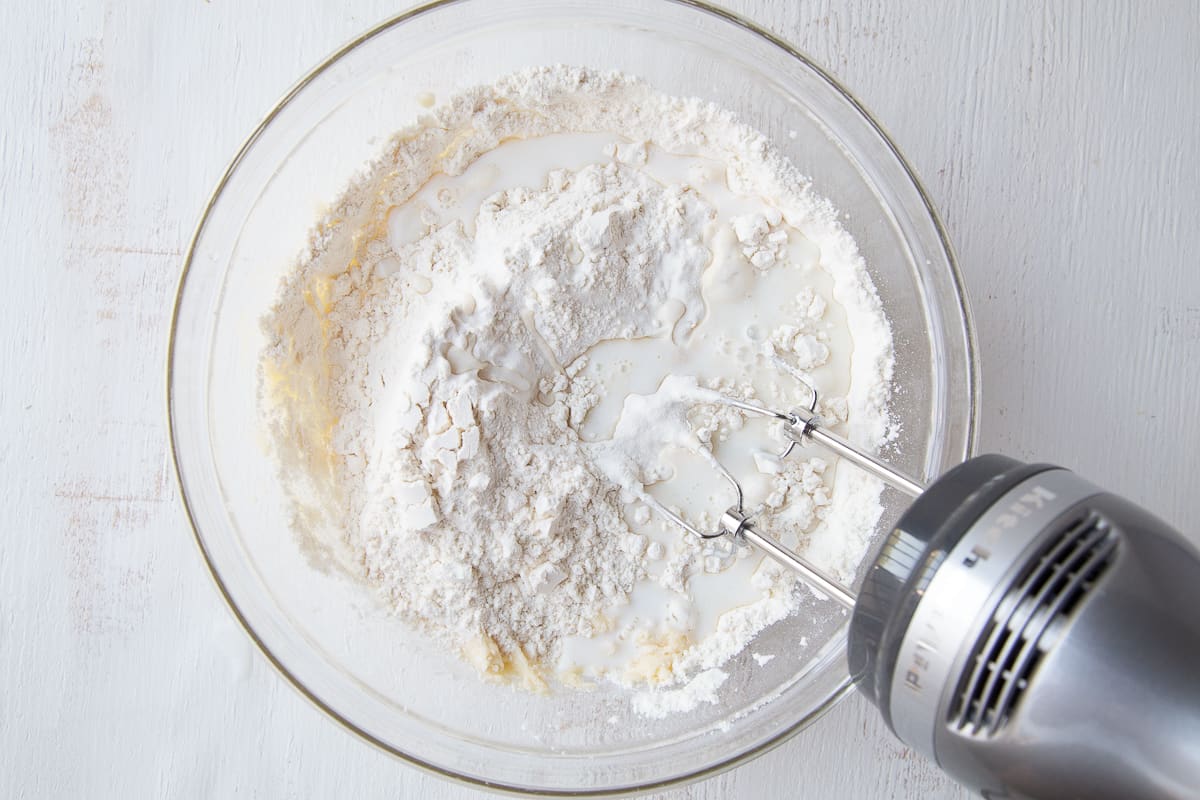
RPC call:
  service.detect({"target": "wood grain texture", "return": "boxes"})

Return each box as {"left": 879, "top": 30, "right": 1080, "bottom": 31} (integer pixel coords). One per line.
{"left": 2, "top": 1, "right": 1196, "bottom": 797}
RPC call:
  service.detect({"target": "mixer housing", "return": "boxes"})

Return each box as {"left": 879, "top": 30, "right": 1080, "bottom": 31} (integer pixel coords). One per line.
{"left": 848, "top": 455, "right": 1200, "bottom": 800}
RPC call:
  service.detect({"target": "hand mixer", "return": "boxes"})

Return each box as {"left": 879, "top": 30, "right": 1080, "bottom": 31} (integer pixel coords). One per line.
{"left": 663, "top": 383, "right": 1200, "bottom": 800}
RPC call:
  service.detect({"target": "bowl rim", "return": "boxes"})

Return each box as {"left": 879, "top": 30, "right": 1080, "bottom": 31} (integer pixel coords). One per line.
{"left": 166, "top": 0, "right": 980, "bottom": 794}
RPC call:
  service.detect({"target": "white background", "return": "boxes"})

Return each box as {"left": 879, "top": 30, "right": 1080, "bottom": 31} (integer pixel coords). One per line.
{"left": 3, "top": 2, "right": 1198, "bottom": 798}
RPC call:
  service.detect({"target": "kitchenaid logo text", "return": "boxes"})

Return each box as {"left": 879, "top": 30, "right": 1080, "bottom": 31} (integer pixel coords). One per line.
{"left": 961, "top": 486, "right": 1058, "bottom": 568}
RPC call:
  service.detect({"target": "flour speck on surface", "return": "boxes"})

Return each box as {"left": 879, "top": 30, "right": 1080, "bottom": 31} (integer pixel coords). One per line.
{"left": 260, "top": 66, "right": 893, "bottom": 709}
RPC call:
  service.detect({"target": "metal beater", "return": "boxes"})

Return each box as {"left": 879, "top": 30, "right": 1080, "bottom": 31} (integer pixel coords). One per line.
{"left": 659, "top": 382, "right": 1200, "bottom": 800}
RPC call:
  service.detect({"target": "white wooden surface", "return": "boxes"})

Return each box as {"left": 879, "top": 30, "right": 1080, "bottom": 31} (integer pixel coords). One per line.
{"left": 3, "top": 2, "right": 1197, "bottom": 797}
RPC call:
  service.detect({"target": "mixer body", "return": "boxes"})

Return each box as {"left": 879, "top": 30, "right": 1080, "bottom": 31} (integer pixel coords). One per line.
{"left": 849, "top": 455, "right": 1200, "bottom": 800}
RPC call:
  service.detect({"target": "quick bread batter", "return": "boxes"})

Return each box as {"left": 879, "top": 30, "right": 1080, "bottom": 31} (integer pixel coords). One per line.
{"left": 260, "top": 66, "right": 895, "bottom": 714}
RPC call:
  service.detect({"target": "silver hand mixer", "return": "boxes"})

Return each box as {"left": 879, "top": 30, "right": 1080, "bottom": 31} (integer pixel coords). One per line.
{"left": 663, "top": 386, "right": 1200, "bottom": 800}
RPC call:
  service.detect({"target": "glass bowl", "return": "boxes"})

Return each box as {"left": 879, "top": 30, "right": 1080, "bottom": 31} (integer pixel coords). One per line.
{"left": 168, "top": 0, "right": 978, "bottom": 794}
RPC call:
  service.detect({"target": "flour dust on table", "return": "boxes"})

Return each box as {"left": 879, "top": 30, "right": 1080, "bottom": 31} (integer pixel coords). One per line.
{"left": 260, "top": 66, "right": 894, "bottom": 715}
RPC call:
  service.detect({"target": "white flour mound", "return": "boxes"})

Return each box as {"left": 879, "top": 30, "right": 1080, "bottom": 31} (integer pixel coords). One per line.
{"left": 260, "top": 66, "right": 894, "bottom": 706}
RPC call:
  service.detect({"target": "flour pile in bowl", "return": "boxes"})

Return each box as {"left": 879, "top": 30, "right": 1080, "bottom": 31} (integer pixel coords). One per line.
{"left": 260, "top": 66, "right": 894, "bottom": 713}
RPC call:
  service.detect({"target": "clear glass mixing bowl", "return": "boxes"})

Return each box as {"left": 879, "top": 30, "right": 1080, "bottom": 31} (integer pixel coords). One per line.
{"left": 168, "top": 0, "right": 978, "bottom": 794}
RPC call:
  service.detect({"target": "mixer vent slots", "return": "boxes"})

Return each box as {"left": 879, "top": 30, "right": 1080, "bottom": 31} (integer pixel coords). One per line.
{"left": 949, "top": 511, "right": 1119, "bottom": 736}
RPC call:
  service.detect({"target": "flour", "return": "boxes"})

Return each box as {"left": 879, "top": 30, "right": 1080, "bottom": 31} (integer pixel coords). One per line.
{"left": 260, "top": 66, "right": 894, "bottom": 710}
{"left": 632, "top": 668, "right": 729, "bottom": 720}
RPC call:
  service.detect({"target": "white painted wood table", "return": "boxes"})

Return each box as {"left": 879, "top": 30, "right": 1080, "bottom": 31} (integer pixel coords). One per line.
{"left": 4, "top": 2, "right": 1197, "bottom": 797}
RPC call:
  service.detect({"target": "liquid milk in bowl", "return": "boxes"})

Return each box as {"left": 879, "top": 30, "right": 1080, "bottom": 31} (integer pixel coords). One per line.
{"left": 168, "top": 1, "right": 976, "bottom": 793}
